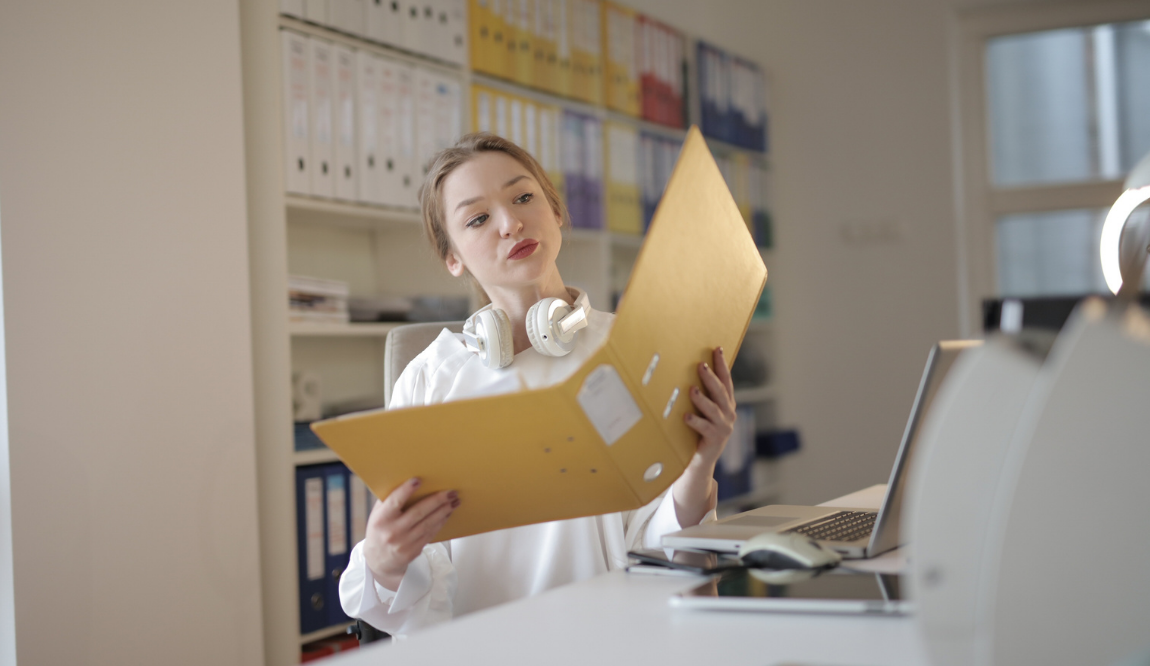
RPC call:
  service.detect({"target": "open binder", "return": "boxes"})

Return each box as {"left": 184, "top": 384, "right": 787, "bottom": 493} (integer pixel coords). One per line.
{"left": 312, "top": 126, "right": 767, "bottom": 541}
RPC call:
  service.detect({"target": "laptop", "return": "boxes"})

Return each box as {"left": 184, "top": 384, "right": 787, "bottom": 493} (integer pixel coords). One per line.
{"left": 670, "top": 569, "right": 910, "bottom": 615}
{"left": 662, "top": 340, "right": 980, "bottom": 559}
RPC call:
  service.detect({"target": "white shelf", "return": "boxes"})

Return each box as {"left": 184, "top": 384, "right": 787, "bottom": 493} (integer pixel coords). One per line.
{"left": 300, "top": 621, "right": 355, "bottom": 646}
{"left": 289, "top": 321, "right": 402, "bottom": 337}
{"left": 294, "top": 448, "right": 340, "bottom": 467}
{"left": 279, "top": 14, "right": 463, "bottom": 74}
{"left": 285, "top": 194, "right": 422, "bottom": 229}
{"left": 733, "top": 384, "right": 776, "bottom": 403}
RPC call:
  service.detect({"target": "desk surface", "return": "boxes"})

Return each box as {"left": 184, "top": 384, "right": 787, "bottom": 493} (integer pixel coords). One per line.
{"left": 333, "top": 485, "right": 927, "bottom": 666}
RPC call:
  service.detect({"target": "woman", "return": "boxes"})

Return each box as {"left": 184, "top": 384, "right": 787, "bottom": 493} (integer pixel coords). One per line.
{"left": 339, "top": 133, "right": 736, "bottom": 637}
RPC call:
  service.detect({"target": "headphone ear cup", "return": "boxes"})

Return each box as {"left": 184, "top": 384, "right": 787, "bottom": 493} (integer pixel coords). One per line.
{"left": 476, "top": 308, "right": 514, "bottom": 368}
{"left": 527, "top": 298, "right": 576, "bottom": 357}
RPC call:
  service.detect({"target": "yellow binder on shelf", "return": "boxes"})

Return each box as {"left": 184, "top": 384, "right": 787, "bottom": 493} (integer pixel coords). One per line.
{"left": 602, "top": 1, "right": 638, "bottom": 116}
{"left": 468, "top": 0, "right": 491, "bottom": 75}
{"left": 312, "top": 127, "right": 766, "bottom": 541}
{"left": 604, "top": 121, "right": 641, "bottom": 235}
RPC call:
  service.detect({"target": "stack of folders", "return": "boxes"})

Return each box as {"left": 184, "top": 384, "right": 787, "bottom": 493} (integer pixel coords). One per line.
{"left": 696, "top": 40, "right": 769, "bottom": 152}
{"left": 280, "top": 0, "right": 468, "bottom": 67}
{"left": 713, "top": 151, "right": 771, "bottom": 248}
{"left": 470, "top": 0, "right": 602, "bottom": 105}
{"left": 280, "top": 29, "right": 464, "bottom": 207}
{"left": 638, "top": 131, "right": 682, "bottom": 231}
{"left": 296, "top": 462, "right": 377, "bottom": 635}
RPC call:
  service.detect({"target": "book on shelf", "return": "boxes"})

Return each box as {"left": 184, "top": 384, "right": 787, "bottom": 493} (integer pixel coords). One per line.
{"left": 289, "top": 275, "right": 350, "bottom": 324}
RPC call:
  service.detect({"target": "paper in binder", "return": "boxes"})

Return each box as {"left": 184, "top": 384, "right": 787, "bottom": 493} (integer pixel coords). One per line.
{"left": 444, "top": 0, "right": 469, "bottom": 66}
{"left": 333, "top": 44, "right": 358, "bottom": 201}
{"left": 282, "top": 30, "right": 312, "bottom": 195}
{"left": 312, "top": 128, "right": 767, "bottom": 543}
{"left": 308, "top": 38, "right": 336, "bottom": 198}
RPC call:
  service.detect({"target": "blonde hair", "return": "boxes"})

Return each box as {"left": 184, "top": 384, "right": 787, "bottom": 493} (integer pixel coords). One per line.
{"left": 418, "top": 132, "right": 568, "bottom": 305}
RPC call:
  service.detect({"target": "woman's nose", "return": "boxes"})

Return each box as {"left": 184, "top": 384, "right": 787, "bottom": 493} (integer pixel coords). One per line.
{"left": 498, "top": 209, "right": 523, "bottom": 237}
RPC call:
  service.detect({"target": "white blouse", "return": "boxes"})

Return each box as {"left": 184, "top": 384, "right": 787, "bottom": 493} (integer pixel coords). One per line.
{"left": 338, "top": 303, "right": 687, "bottom": 637}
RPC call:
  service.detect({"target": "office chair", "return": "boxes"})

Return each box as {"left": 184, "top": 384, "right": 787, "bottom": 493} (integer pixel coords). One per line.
{"left": 354, "top": 320, "right": 465, "bottom": 645}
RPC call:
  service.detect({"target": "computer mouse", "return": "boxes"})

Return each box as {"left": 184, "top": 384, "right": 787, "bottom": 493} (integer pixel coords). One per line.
{"left": 737, "top": 532, "right": 843, "bottom": 570}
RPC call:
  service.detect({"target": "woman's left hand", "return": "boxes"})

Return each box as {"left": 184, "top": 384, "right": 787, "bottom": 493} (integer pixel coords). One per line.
{"left": 671, "top": 346, "right": 736, "bottom": 527}
{"left": 685, "top": 346, "right": 737, "bottom": 469}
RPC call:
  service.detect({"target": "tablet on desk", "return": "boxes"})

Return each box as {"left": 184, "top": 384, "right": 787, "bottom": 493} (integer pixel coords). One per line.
{"left": 670, "top": 570, "right": 912, "bottom": 616}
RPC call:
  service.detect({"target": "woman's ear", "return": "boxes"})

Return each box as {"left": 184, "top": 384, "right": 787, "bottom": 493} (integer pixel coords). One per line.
{"left": 445, "top": 248, "right": 466, "bottom": 277}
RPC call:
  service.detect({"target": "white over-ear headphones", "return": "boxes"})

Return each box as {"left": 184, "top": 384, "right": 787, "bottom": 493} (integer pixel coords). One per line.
{"left": 462, "top": 289, "right": 592, "bottom": 369}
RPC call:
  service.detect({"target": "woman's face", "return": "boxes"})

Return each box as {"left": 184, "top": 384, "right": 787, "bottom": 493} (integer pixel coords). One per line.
{"left": 440, "top": 151, "right": 562, "bottom": 293}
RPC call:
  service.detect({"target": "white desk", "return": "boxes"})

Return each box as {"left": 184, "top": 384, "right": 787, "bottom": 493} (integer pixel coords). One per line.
{"left": 333, "top": 485, "right": 927, "bottom": 666}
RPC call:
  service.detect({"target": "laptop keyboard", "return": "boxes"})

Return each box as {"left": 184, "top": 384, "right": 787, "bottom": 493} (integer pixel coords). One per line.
{"left": 786, "top": 510, "right": 877, "bottom": 543}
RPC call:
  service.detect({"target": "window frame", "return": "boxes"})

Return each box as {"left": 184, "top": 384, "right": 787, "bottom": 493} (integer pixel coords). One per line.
{"left": 952, "top": 0, "right": 1150, "bottom": 335}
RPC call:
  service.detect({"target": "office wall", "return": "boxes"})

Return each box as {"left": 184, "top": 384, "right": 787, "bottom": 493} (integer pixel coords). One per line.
{"left": 623, "top": 0, "right": 1056, "bottom": 504}
{"left": 0, "top": 3, "right": 264, "bottom": 665}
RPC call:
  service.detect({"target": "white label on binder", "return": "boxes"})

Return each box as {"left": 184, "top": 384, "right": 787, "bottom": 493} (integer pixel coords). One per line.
{"left": 577, "top": 365, "right": 641, "bottom": 446}
{"left": 327, "top": 474, "right": 348, "bottom": 556}
{"left": 495, "top": 95, "right": 508, "bottom": 139}
{"left": 477, "top": 91, "right": 492, "bottom": 133}
{"left": 524, "top": 103, "right": 537, "bottom": 159}
{"left": 509, "top": 98, "right": 523, "bottom": 147}
{"left": 305, "top": 477, "right": 325, "bottom": 580}
{"left": 350, "top": 475, "right": 369, "bottom": 545}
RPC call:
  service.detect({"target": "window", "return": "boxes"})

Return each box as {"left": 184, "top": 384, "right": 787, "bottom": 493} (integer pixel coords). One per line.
{"left": 956, "top": 4, "right": 1150, "bottom": 333}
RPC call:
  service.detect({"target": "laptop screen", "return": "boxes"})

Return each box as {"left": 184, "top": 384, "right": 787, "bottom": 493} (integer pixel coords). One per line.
{"left": 867, "top": 340, "right": 981, "bottom": 556}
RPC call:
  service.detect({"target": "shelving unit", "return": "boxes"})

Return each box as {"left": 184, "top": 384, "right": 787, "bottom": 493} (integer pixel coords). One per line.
{"left": 241, "top": 1, "right": 775, "bottom": 662}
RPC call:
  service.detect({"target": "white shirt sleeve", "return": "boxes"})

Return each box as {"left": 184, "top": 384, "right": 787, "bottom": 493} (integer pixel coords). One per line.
{"left": 339, "top": 541, "right": 457, "bottom": 636}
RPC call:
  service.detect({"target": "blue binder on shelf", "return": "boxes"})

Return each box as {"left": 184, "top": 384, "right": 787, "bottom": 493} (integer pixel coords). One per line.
{"left": 296, "top": 465, "right": 329, "bottom": 634}
{"left": 323, "top": 463, "right": 353, "bottom": 627}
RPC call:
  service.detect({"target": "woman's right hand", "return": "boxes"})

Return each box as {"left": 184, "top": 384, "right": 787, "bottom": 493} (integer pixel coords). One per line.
{"left": 363, "top": 478, "right": 460, "bottom": 591}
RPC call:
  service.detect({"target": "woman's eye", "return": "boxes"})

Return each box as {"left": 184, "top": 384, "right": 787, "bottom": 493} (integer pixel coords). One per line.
{"left": 514, "top": 192, "right": 534, "bottom": 205}
{"left": 466, "top": 213, "right": 488, "bottom": 228}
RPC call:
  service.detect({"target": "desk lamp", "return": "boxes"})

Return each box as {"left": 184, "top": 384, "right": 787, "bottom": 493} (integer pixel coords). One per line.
{"left": 1100, "top": 151, "right": 1150, "bottom": 296}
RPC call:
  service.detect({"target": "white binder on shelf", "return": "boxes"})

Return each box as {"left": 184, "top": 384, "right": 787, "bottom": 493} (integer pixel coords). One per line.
{"left": 367, "top": 0, "right": 403, "bottom": 47}
{"left": 377, "top": 56, "right": 404, "bottom": 207}
{"left": 308, "top": 38, "right": 336, "bottom": 198}
{"left": 395, "top": 62, "right": 419, "bottom": 208}
{"left": 436, "top": 74, "right": 462, "bottom": 154}
{"left": 495, "top": 93, "right": 508, "bottom": 139}
{"left": 414, "top": 68, "right": 438, "bottom": 189}
{"left": 401, "top": 0, "right": 424, "bottom": 55}
{"left": 330, "top": 0, "right": 367, "bottom": 37}
{"left": 524, "top": 100, "right": 538, "bottom": 160}
{"left": 475, "top": 88, "right": 493, "bottom": 133}
{"left": 281, "top": 30, "right": 312, "bottom": 195}
{"left": 281, "top": 0, "right": 305, "bottom": 18}
{"left": 445, "top": 0, "right": 468, "bottom": 66}
{"left": 509, "top": 96, "right": 523, "bottom": 147}
{"left": 356, "top": 50, "right": 383, "bottom": 204}
{"left": 333, "top": 44, "right": 358, "bottom": 201}
{"left": 305, "top": 0, "right": 330, "bottom": 25}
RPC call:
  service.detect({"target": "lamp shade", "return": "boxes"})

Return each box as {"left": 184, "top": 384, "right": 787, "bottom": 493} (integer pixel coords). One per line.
{"left": 1100, "top": 152, "right": 1150, "bottom": 294}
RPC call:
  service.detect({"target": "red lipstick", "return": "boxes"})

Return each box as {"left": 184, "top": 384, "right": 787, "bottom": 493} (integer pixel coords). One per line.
{"left": 508, "top": 239, "right": 539, "bottom": 260}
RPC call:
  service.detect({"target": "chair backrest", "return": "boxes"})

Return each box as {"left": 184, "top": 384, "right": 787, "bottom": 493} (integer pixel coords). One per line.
{"left": 383, "top": 321, "right": 464, "bottom": 408}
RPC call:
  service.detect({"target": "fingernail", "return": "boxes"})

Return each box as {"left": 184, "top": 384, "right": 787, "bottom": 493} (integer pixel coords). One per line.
{"left": 451, "top": 498, "right": 461, "bottom": 508}
{"left": 719, "top": 347, "right": 725, "bottom": 356}
{"left": 411, "top": 478, "right": 421, "bottom": 488}
{"left": 447, "top": 490, "right": 458, "bottom": 501}
{"left": 703, "top": 363, "right": 709, "bottom": 371}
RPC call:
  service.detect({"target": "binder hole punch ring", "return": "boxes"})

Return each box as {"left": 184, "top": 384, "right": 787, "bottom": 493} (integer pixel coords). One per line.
{"left": 322, "top": 162, "right": 328, "bottom": 175}
{"left": 297, "top": 158, "right": 305, "bottom": 171}
{"left": 544, "top": 447, "right": 551, "bottom": 453}
{"left": 644, "top": 463, "right": 663, "bottom": 482}
{"left": 368, "top": 155, "right": 375, "bottom": 168}
{"left": 560, "top": 468, "right": 567, "bottom": 474}
{"left": 386, "top": 158, "right": 393, "bottom": 170}
{"left": 662, "top": 388, "right": 680, "bottom": 418}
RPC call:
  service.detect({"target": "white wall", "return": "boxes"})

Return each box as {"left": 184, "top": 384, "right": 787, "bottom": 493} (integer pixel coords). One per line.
{"left": 0, "top": 2, "right": 264, "bottom": 665}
